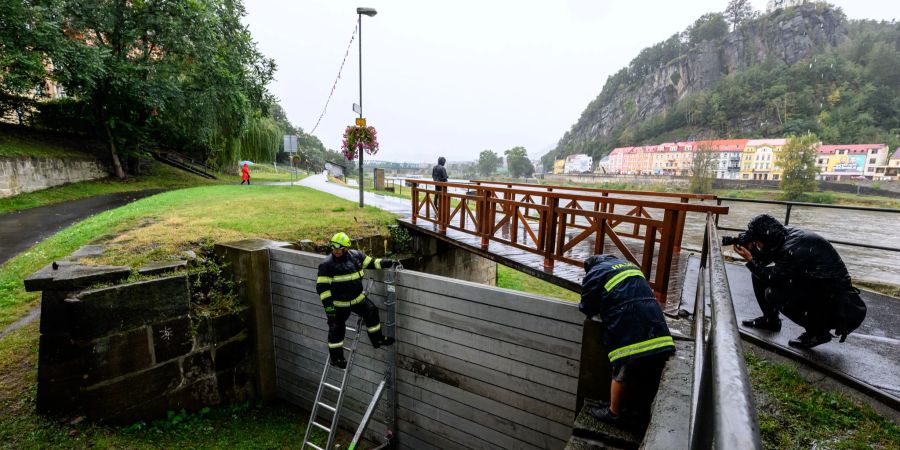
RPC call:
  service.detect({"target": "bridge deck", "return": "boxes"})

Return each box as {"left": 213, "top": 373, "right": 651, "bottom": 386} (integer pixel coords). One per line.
{"left": 398, "top": 218, "right": 690, "bottom": 314}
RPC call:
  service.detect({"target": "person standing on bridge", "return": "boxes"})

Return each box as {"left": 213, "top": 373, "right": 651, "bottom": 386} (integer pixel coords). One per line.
{"left": 431, "top": 156, "right": 448, "bottom": 209}
{"left": 316, "top": 232, "right": 397, "bottom": 369}
{"left": 579, "top": 254, "right": 676, "bottom": 429}
{"left": 734, "top": 214, "right": 866, "bottom": 349}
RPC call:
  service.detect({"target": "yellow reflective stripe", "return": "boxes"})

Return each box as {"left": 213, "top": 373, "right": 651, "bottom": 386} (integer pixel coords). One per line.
{"left": 332, "top": 270, "right": 365, "bottom": 283}
{"left": 317, "top": 276, "right": 333, "bottom": 284}
{"left": 332, "top": 292, "right": 367, "bottom": 307}
{"left": 367, "top": 324, "right": 381, "bottom": 333}
{"left": 363, "top": 256, "right": 373, "bottom": 269}
{"left": 608, "top": 336, "right": 674, "bottom": 362}
{"left": 374, "top": 259, "right": 382, "bottom": 269}
{"left": 604, "top": 269, "right": 645, "bottom": 292}
{"left": 319, "top": 290, "right": 332, "bottom": 300}
{"left": 328, "top": 341, "right": 344, "bottom": 349}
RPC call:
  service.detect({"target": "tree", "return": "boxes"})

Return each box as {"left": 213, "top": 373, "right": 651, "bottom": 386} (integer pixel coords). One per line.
{"left": 505, "top": 146, "right": 535, "bottom": 178}
{"left": 779, "top": 134, "right": 820, "bottom": 200}
{"left": 53, "top": 0, "right": 275, "bottom": 177}
{"left": 724, "top": 0, "right": 754, "bottom": 31}
{"left": 689, "top": 143, "right": 716, "bottom": 194}
{"left": 688, "top": 13, "right": 729, "bottom": 45}
{"left": 476, "top": 150, "right": 501, "bottom": 177}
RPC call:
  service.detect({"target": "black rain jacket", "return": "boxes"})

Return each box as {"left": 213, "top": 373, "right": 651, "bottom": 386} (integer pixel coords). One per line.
{"left": 316, "top": 250, "right": 394, "bottom": 309}
{"left": 579, "top": 255, "right": 675, "bottom": 366}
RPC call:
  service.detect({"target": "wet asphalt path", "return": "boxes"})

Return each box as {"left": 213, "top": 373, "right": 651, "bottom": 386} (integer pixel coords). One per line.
{"left": 0, "top": 190, "right": 165, "bottom": 266}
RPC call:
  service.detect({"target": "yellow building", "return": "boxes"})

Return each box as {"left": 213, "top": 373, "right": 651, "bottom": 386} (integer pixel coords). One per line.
{"left": 740, "top": 139, "right": 786, "bottom": 181}
{"left": 552, "top": 159, "right": 566, "bottom": 174}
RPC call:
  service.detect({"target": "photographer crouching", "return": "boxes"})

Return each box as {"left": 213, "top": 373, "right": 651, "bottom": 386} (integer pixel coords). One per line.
{"left": 728, "top": 214, "right": 866, "bottom": 349}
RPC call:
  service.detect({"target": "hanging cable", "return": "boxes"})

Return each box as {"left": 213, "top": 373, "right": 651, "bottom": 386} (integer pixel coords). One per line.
{"left": 310, "top": 23, "right": 358, "bottom": 135}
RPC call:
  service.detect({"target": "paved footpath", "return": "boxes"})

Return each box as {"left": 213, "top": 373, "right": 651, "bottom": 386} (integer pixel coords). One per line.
{"left": 292, "top": 173, "right": 411, "bottom": 215}
{"left": 0, "top": 189, "right": 164, "bottom": 266}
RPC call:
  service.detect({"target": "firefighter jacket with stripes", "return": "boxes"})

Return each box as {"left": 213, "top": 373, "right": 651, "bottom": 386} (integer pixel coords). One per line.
{"left": 579, "top": 255, "right": 675, "bottom": 365}
{"left": 316, "top": 250, "right": 394, "bottom": 309}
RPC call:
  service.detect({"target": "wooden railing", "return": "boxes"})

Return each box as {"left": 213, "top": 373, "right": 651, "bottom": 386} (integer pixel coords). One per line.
{"left": 407, "top": 180, "right": 728, "bottom": 303}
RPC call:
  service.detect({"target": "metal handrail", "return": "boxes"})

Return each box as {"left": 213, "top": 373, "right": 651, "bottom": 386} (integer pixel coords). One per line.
{"left": 715, "top": 197, "right": 900, "bottom": 253}
{"left": 690, "top": 213, "right": 762, "bottom": 449}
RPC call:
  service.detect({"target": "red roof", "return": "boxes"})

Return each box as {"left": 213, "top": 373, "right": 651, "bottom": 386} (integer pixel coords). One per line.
{"left": 817, "top": 144, "right": 886, "bottom": 155}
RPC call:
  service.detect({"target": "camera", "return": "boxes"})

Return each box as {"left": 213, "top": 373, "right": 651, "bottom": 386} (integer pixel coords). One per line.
{"left": 722, "top": 232, "right": 752, "bottom": 247}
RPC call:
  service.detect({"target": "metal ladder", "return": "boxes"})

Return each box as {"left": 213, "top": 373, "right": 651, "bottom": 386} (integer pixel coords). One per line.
{"left": 301, "top": 317, "right": 365, "bottom": 450}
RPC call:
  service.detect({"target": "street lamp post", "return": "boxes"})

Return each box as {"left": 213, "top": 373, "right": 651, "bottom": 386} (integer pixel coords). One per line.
{"left": 357, "top": 7, "right": 376, "bottom": 208}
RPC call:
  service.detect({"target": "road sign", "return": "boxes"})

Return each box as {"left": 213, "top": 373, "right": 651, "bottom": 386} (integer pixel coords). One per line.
{"left": 356, "top": 118, "right": 367, "bottom": 127}
{"left": 353, "top": 103, "right": 362, "bottom": 115}
{"left": 283, "top": 135, "right": 298, "bottom": 153}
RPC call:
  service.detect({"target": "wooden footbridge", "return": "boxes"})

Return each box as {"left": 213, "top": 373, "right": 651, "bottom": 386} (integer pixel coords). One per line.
{"left": 398, "top": 180, "right": 729, "bottom": 306}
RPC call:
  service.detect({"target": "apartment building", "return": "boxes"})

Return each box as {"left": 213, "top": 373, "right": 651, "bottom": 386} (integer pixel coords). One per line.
{"left": 741, "top": 139, "right": 786, "bottom": 181}
{"left": 816, "top": 144, "right": 889, "bottom": 181}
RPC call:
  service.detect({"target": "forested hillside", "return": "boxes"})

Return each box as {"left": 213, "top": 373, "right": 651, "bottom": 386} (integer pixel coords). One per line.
{"left": 543, "top": 2, "right": 900, "bottom": 170}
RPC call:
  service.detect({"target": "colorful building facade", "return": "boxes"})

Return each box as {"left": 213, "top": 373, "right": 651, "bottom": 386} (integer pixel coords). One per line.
{"left": 741, "top": 139, "right": 786, "bottom": 181}
{"left": 816, "top": 144, "right": 889, "bottom": 181}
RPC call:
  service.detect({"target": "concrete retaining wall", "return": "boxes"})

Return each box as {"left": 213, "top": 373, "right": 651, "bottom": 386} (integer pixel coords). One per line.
{"left": 269, "top": 247, "right": 582, "bottom": 449}
{"left": 0, "top": 156, "right": 107, "bottom": 198}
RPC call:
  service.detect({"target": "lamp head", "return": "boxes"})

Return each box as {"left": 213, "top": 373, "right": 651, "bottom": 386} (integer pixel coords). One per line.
{"left": 357, "top": 7, "right": 377, "bottom": 17}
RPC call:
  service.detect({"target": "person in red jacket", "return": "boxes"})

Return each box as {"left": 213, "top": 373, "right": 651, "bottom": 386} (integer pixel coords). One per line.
{"left": 241, "top": 163, "right": 250, "bottom": 185}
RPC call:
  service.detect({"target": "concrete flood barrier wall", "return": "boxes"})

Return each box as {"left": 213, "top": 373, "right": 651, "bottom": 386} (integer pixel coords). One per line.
{"left": 0, "top": 156, "right": 108, "bottom": 198}
{"left": 269, "top": 247, "right": 584, "bottom": 449}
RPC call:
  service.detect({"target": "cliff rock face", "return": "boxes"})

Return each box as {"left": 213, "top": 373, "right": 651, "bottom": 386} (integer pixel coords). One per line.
{"left": 558, "top": 4, "right": 847, "bottom": 150}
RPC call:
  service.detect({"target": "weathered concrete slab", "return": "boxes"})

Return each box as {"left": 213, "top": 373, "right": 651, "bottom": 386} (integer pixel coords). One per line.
{"left": 572, "top": 398, "right": 642, "bottom": 449}
{"left": 70, "top": 244, "right": 107, "bottom": 260}
{"left": 68, "top": 275, "right": 190, "bottom": 339}
{"left": 640, "top": 341, "right": 693, "bottom": 450}
{"left": 24, "top": 262, "right": 131, "bottom": 292}
{"left": 137, "top": 260, "right": 188, "bottom": 276}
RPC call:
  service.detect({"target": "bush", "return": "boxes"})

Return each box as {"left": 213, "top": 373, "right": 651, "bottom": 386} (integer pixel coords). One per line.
{"left": 29, "top": 98, "right": 97, "bottom": 135}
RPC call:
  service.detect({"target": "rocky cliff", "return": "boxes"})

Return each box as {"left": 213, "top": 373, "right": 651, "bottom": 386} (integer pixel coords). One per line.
{"left": 551, "top": 3, "right": 849, "bottom": 162}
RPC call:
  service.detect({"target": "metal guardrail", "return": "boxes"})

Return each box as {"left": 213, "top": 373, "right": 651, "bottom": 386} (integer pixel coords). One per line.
{"left": 406, "top": 179, "right": 728, "bottom": 303}
{"left": 715, "top": 197, "right": 900, "bottom": 253}
{"left": 690, "top": 213, "right": 762, "bottom": 449}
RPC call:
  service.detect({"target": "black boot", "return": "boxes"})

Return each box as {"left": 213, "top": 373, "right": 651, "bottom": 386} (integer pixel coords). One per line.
{"left": 372, "top": 336, "right": 395, "bottom": 349}
{"left": 329, "top": 348, "right": 346, "bottom": 369}
{"left": 741, "top": 315, "right": 782, "bottom": 332}
{"left": 788, "top": 332, "right": 832, "bottom": 349}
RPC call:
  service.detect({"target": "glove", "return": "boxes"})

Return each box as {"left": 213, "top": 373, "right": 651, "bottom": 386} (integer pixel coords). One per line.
{"left": 325, "top": 305, "right": 337, "bottom": 320}
{"left": 382, "top": 259, "right": 396, "bottom": 268}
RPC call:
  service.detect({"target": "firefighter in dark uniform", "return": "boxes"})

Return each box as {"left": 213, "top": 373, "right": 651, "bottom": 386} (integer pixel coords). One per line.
{"left": 579, "top": 254, "right": 675, "bottom": 428}
{"left": 316, "top": 232, "right": 396, "bottom": 369}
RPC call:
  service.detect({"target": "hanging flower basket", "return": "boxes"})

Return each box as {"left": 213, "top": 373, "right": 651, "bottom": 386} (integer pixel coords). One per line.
{"left": 341, "top": 125, "right": 379, "bottom": 161}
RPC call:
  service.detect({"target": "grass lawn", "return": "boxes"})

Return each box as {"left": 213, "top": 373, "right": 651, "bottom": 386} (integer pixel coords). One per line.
{"left": 496, "top": 265, "right": 579, "bottom": 302}
{"left": 716, "top": 189, "right": 900, "bottom": 209}
{"left": 746, "top": 352, "right": 900, "bottom": 448}
{"left": 0, "top": 129, "right": 95, "bottom": 158}
{"left": 0, "top": 186, "right": 396, "bottom": 448}
{"left": 0, "top": 163, "right": 224, "bottom": 214}
{"left": 244, "top": 163, "right": 307, "bottom": 182}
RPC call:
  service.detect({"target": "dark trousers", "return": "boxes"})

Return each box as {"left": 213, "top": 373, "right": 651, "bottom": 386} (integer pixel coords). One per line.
{"left": 751, "top": 274, "right": 838, "bottom": 335}
{"left": 432, "top": 185, "right": 444, "bottom": 209}
{"left": 327, "top": 297, "right": 385, "bottom": 360}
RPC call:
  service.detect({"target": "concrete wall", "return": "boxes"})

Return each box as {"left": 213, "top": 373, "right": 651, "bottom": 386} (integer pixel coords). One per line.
{"left": 406, "top": 232, "right": 497, "bottom": 286}
{"left": 269, "top": 247, "right": 582, "bottom": 449}
{"left": 0, "top": 156, "right": 108, "bottom": 197}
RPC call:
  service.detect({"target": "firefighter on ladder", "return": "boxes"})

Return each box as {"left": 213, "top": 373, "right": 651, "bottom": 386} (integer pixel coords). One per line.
{"left": 316, "top": 232, "right": 397, "bottom": 369}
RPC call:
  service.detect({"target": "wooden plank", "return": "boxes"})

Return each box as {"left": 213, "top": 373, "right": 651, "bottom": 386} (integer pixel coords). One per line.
{"left": 398, "top": 328, "right": 578, "bottom": 394}
{"left": 270, "top": 260, "right": 319, "bottom": 280}
{"left": 398, "top": 343, "right": 576, "bottom": 417}
{"left": 399, "top": 368, "right": 571, "bottom": 442}
{"left": 400, "top": 301, "right": 582, "bottom": 371}
{"left": 269, "top": 248, "right": 324, "bottom": 268}
{"left": 396, "top": 287, "right": 583, "bottom": 343}
{"left": 398, "top": 381, "right": 564, "bottom": 449}
{"left": 397, "top": 406, "right": 485, "bottom": 450}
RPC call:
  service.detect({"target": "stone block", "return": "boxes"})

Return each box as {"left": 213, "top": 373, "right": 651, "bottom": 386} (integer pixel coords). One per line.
{"left": 25, "top": 262, "right": 131, "bottom": 292}
{"left": 83, "top": 360, "right": 182, "bottom": 418}
{"left": 213, "top": 338, "right": 250, "bottom": 372}
{"left": 210, "top": 310, "right": 247, "bottom": 343}
{"left": 182, "top": 351, "right": 214, "bottom": 383}
{"left": 68, "top": 275, "right": 190, "bottom": 340}
{"left": 82, "top": 327, "right": 153, "bottom": 383}
{"left": 137, "top": 260, "right": 188, "bottom": 276}
{"left": 39, "top": 291, "right": 75, "bottom": 336}
{"left": 151, "top": 316, "right": 194, "bottom": 362}
{"left": 216, "top": 366, "right": 255, "bottom": 403}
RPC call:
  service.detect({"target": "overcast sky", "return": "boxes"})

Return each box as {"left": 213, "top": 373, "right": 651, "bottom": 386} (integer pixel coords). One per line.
{"left": 244, "top": 0, "right": 898, "bottom": 163}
